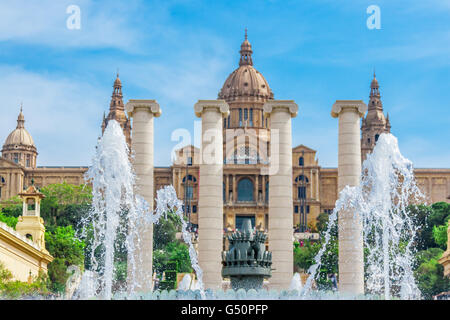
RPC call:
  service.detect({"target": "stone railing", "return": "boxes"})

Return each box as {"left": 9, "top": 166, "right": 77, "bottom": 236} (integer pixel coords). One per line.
{"left": 0, "top": 221, "right": 41, "bottom": 251}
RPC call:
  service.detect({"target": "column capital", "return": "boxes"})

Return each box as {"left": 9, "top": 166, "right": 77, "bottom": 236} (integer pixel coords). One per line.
{"left": 331, "top": 100, "right": 367, "bottom": 118}
{"left": 194, "top": 100, "right": 229, "bottom": 118}
{"left": 125, "top": 99, "right": 162, "bottom": 118}
{"left": 263, "top": 100, "right": 298, "bottom": 118}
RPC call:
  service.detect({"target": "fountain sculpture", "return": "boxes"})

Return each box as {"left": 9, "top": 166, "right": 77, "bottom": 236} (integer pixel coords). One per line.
{"left": 222, "top": 218, "right": 272, "bottom": 290}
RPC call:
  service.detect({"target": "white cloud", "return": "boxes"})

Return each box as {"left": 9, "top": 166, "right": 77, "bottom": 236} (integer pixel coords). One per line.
{"left": 0, "top": 0, "right": 149, "bottom": 51}
{"left": 0, "top": 65, "right": 106, "bottom": 166}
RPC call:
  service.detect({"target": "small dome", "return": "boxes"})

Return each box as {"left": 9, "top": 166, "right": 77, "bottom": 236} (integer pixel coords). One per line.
{"left": 3, "top": 110, "right": 36, "bottom": 150}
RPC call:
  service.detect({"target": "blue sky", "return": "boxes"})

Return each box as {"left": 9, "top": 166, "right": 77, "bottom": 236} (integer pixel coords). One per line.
{"left": 0, "top": 0, "right": 448, "bottom": 168}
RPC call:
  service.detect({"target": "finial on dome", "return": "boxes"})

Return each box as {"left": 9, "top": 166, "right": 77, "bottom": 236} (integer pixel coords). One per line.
{"left": 17, "top": 104, "right": 25, "bottom": 129}
{"left": 239, "top": 30, "right": 253, "bottom": 66}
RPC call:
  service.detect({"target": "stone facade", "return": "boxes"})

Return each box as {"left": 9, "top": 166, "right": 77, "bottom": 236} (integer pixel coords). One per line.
{"left": 0, "top": 185, "right": 53, "bottom": 282}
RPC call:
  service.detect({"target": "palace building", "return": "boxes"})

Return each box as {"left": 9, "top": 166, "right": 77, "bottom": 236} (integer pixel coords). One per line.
{"left": 1, "top": 35, "right": 449, "bottom": 234}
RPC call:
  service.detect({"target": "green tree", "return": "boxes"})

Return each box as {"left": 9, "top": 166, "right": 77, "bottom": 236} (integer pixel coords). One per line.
{"left": 0, "top": 211, "right": 18, "bottom": 229}
{"left": 45, "top": 225, "right": 85, "bottom": 293}
{"left": 0, "top": 262, "right": 49, "bottom": 299}
{"left": 40, "top": 182, "right": 92, "bottom": 231}
{"left": 433, "top": 221, "right": 448, "bottom": 250}
{"left": 316, "top": 212, "right": 330, "bottom": 233}
{"left": 152, "top": 211, "right": 192, "bottom": 277}
{"left": 0, "top": 196, "right": 22, "bottom": 228}
{"left": 414, "top": 248, "right": 450, "bottom": 300}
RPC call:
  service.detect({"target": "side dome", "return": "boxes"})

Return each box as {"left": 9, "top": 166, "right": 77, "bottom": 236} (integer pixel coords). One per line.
{"left": 218, "top": 32, "right": 274, "bottom": 103}
{"left": 2, "top": 109, "right": 36, "bottom": 151}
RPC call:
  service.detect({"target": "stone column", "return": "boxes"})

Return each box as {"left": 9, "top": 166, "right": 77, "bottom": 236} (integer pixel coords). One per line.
{"left": 194, "top": 99, "right": 230, "bottom": 290}
{"left": 263, "top": 100, "right": 298, "bottom": 290}
{"left": 331, "top": 100, "right": 367, "bottom": 295}
{"left": 125, "top": 99, "right": 161, "bottom": 292}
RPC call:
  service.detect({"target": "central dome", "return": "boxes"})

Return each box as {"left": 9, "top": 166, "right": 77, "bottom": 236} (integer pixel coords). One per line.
{"left": 218, "top": 33, "right": 274, "bottom": 103}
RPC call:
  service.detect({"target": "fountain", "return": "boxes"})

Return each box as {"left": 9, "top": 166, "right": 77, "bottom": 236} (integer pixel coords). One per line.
{"left": 302, "top": 133, "right": 424, "bottom": 299}
{"left": 37, "top": 101, "right": 426, "bottom": 300}
{"left": 77, "top": 120, "right": 205, "bottom": 300}
{"left": 222, "top": 218, "right": 272, "bottom": 290}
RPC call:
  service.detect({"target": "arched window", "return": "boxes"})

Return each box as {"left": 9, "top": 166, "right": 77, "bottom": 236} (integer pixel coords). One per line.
{"left": 375, "top": 134, "right": 380, "bottom": 142}
{"left": 299, "top": 157, "right": 304, "bottom": 166}
{"left": 295, "top": 175, "right": 309, "bottom": 183}
{"left": 237, "top": 178, "right": 254, "bottom": 202}
{"left": 182, "top": 175, "right": 197, "bottom": 183}
{"left": 265, "top": 181, "right": 269, "bottom": 202}
{"left": 0, "top": 176, "right": 5, "bottom": 184}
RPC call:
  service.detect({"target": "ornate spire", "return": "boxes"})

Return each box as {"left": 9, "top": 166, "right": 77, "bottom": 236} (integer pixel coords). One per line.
{"left": 239, "top": 28, "right": 253, "bottom": 66}
{"left": 101, "top": 73, "right": 131, "bottom": 147}
{"left": 369, "top": 71, "right": 382, "bottom": 111}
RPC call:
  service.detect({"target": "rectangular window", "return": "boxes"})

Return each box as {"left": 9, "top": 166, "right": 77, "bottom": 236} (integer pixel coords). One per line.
{"left": 244, "top": 108, "right": 248, "bottom": 120}
{"left": 298, "top": 186, "right": 306, "bottom": 199}
{"left": 307, "top": 205, "right": 310, "bottom": 214}
{"left": 227, "top": 115, "right": 231, "bottom": 128}
{"left": 239, "top": 109, "right": 243, "bottom": 126}
{"left": 262, "top": 112, "right": 264, "bottom": 127}
{"left": 294, "top": 205, "right": 299, "bottom": 213}
{"left": 249, "top": 109, "right": 253, "bottom": 126}
{"left": 186, "top": 186, "right": 194, "bottom": 199}
{"left": 14, "top": 153, "right": 19, "bottom": 164}
{"left": 26, "top": 155, "right": 31, "bottom": 167}
{"left": 193, "top": 205, "right": 197, "bottom": 213}
{"left": 187, "top": 157, "right": 193, "bottom": 166}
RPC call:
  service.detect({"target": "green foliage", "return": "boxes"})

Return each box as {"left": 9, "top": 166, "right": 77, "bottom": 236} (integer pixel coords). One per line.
{"left": 414, "top": 248, "right": 450, "bottom": 300}
{"left": 293, "top": 236, "right": 338, "bottom": 290}
{"left": 40, "top": 182, "right": 92, "bottom": 231}
{"left": 153, "top": 241, "right": 193, "bottom": 275}
{"left": 0, "top": 262, "right": 49, "bottom": 299}
{"left": 45, "top": 225, "right": 85, "bottom": 293}
{"left": 407, "top": 202, "right": 450, "bottom": 298}
{"left": 410, "top": 202, "right": 450, "bottom": 250}
{"left": 153, "top": 211, "right": 182, "bottom": 250}
{"left": 159, "top": 260, "right": 178, "bottom": 291}
{"left": 0, "top": 196, "right": 22, "bottom": 218}
{"left": 0, "top": 211, "right": 18, "bottom": 229}
{"left": 0, "top": 196, "right": 21, "bottom": 228}
{"left": 433, "top": 221, "right": 448, "bottom": 250}
{"left": 316, "top": 212, "right": 330, "bottom": 233}
{"left": 152, "top": 210, "right": 192, "bottom": 278}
